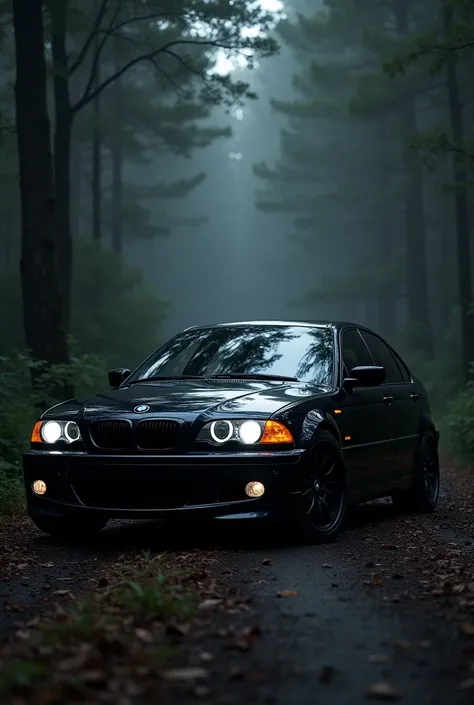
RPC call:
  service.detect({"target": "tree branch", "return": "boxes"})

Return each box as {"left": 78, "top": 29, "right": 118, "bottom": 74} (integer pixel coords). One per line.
{"left": 69, "top": 8, "right": 191, "bottom": 75}
{"left": 445, "top": 139, "right": 474, "bottom": 162}
{"left": 77, "top": 1, "right": 121, "bottom": 103}
{"left": 72, "top": 37, "right": 240, "bottom": 113}
{"left": 162, "top": 48, "right": 210, "bottom": 85}
{"left": 69, "top": 0, "right": 109, "bottom": 74}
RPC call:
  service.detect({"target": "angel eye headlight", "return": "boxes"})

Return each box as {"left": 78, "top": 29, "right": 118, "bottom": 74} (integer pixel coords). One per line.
{"left": 210, "top": 420, "right": 234, "bottom": 443}
{"left": 34, "top": 420, "right": 82, "bottom": 444}
{"left": 64, "top": 421, "right": 80, "bottom": 442}
{"left": 40, "top": 421, "right": 62, "bottom": 444}
{"left": 238, "top": 420, "right": 262, "bottom": 444}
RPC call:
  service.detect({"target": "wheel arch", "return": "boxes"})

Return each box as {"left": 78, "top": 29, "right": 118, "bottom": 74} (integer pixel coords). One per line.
{"left": 299, "top": 409, "right": 343, "bottom": 450}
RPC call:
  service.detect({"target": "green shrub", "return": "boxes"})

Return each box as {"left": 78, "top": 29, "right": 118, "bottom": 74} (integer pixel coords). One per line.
{"left": 0, "top": 241, "right": 168, "bottom": 368}
{"left": 439, "top": 376, "right": 474, "bottom": 467}
{"left": 0, "top": 350, "right": 111, "bottom": 518}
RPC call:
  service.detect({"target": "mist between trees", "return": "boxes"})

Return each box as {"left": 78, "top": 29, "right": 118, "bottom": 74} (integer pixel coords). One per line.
{"left": 0, "top": 0, "right": 474, "bottom": 510}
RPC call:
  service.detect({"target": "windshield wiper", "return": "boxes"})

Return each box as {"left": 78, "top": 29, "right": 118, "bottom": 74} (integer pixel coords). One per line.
{"left": 127, "top": 375, "right": 203, "bottom": 384}
{"left": 209, "top": 373, "right": 298, "bottom": 382}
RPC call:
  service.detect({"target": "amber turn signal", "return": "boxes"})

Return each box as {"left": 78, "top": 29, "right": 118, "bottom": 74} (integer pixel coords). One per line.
{"left": 260, "top": 420, "right": 294, "bottom": 444}
{"left": 30, "top": 421, "right": 43, "bottom": 443}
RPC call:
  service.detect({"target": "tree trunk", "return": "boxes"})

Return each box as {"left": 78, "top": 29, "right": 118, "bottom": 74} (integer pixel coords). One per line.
{"left": 375, "top": 122, "right": 397, "bottom": 335}
{"left": 395, "top": 0, "right": 433, "bottom": 357}
{"left": 444, "top": 4, "right": 474, "bottom": 382}
{"left": 111, "top": 76, "right": 123, "bottom": 255}
{"left": 92, "top": 64, "right": 102, "bottom": 247}
{"left": 12, "top": 0, "right": 69, "bottom": 372}
{"left": 51, "top": 0, "right": 73, "bottom": 334}
{"left": 70, "top": 137, "right": 82, "bottom": 239}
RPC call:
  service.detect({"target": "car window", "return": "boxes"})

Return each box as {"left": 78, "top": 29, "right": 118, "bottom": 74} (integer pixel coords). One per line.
{"left": 391, "top": 349, "right": 412, "bottom": 383}
{"left": 359, "top": 331, "right": 404, "bottom": 384}
{"left": 128, "top": 325, "right": 335, "bottom": 385}
{"left": 341, "top": 328, "right": 374, "bottom": 372}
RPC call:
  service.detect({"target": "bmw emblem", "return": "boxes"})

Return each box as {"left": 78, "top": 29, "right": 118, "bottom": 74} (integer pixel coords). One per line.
{"left": 134, "top": 404, "right": 150, "bottom": 413}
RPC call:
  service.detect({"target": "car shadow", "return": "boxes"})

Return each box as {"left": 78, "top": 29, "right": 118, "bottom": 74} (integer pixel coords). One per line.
{"left": 31, "top": 498, "right": 401, "bottom": 555}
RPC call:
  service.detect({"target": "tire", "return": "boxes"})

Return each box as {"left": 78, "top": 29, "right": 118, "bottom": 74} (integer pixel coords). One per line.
{"left": 391, "top": 429, "right": 440, "bottom": 513}
{"left": 293, "top": 430, "right": 348, "bottom": 544}
{"left": 29, "top": 511, "right": 109, "bottom": 539}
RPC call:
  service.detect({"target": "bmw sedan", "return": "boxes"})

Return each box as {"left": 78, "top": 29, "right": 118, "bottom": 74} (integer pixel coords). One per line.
{"left": 23, "top": 320, "right": 440, "bottom": 543}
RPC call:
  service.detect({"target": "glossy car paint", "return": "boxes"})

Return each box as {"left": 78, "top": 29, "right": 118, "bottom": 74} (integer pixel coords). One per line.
{"left": 23, "top": 320, "right": 438, "bottom": 523}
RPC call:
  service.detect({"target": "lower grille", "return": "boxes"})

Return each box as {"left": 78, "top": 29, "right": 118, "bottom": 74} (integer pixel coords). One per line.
{"left": 90, "top": 420, "right": 131, "bottom": 450}
{"left": 136, "top": 419, "right": 181, "bottom": 450}
{"left": 71, "top": 478, "right": 192, "bottom": 509}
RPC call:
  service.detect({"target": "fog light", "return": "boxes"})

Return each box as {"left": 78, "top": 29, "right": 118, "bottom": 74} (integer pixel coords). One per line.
{"left": 32, "top": 480, "right": 47, "bottom": 495}
{"left": 245, "top": 481, "right": 265, "bottom": 498}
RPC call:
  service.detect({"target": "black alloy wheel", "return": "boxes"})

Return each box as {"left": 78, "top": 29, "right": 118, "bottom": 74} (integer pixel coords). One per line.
{"left": 421, "top": 432, "right": 440, "bottom": 507}
{"left": 392, "top": 429, "right": 440, "bottom": 513}
{"left": 296, "top": 430, "right": 347, "bottom": 544}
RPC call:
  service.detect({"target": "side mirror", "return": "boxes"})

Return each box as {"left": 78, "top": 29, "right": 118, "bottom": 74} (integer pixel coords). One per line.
{"left": 108, "top": 368, "right": 131, "bottom": 389}
{"left": 343, "top": 365, "right": 385, "bottom": 390}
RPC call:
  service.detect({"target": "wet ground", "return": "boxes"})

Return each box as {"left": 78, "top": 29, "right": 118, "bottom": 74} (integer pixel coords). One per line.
{"left": 1, "top": 468, "right": 473, "bottom": 704}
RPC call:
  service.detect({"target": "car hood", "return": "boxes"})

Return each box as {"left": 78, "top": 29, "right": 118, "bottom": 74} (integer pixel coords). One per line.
{"left": 43, "top": 379, "right": 334, "bottom": 421}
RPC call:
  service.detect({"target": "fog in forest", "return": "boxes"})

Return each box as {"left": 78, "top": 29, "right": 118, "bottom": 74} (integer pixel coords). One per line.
{"left": 1, "top": 0, "right": 474, "bottom": 474}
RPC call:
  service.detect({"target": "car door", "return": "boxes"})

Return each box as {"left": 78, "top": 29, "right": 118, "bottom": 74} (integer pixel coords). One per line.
{"left": 358, "top": 330, "right": 417, "bottom": 488}
{"left": 337, "top": 327, "right": 395, "bottom": 500}
{"left": 384, "top": 344, "right": 420, "bottom": 483}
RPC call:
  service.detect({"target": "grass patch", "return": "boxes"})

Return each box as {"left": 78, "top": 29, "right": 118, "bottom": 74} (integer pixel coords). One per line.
{"left": 0, "top": 461, "right": 25, "bottom": 519}
{"left": 0, "top": 553, "right": 202, "bottom": 703}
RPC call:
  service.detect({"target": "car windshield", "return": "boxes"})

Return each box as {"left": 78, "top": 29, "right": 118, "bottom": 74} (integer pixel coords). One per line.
{"left": 127, "top": 325, "right": 334, "bottom": 385}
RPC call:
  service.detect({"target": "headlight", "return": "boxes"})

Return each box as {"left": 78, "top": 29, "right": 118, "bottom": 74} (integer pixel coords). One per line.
{"left": 31, "top": 420, "right": 82, "bottom": 445}
{"left": 196, "top": 419, "right": 293, "bottom": 446}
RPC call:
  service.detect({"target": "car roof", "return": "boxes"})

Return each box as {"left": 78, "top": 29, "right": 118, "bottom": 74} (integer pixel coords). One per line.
{"left": 183, "top": 320, "right": 373, "bottom": 332}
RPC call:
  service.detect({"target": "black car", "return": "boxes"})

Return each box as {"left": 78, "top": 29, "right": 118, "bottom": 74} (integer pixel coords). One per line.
{"left": 23, "top": 320, "right": 440, "bottom": 543}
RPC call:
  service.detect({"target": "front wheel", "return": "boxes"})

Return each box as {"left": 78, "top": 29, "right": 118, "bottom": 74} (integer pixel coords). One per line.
{"left": 29, "top": 511, "right": 109, "bottom": 540}
{"left": 391, "top": 430, "right": 440, "bottom": 513}
{"left": 293, "top": 431, "right": 348, "bottom": 544}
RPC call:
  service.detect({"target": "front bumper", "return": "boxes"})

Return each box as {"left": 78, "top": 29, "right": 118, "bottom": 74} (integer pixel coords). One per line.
{"left": 23, "top": 449, "right": 305, "bottom": 521}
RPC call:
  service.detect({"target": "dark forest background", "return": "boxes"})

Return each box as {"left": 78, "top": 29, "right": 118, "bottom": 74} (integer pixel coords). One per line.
{"left": 1, "top": 0, "right": 473, "bottom": 513}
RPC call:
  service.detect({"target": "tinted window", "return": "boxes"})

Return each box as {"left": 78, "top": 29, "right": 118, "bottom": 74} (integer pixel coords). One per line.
{"left": 391, "top": 350, "right": 411, "bottom": 383}
{"left": 341, "top": 329, "right": 373, "bottom": 372}
{"left": 360, "top": 331, "right": 403, "bottom": 384}
{"left": 128, "top": 325, "right": 334, "bottom": 384}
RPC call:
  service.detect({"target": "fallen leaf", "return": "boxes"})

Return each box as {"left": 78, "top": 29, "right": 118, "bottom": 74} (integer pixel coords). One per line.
{"left": 225, "top": 625, "right": 261, "bottom": 651}
{"left": 198, "top": 598, "right": 222, "bottom": 610}
{"left": 460, "top": 622, "right": 474, "bottom": 636}
{"left": 161, "top": 667, "right": 209, "bottom": 682}
{"left": 166, "top": 622, "right": 189, "bottom": 636}
{"left": 371, "top": 575, "right": 383, "bottom": 586}
{"left": 135, "top": 628, "right": 153, "bottom": 643}
{"left": 367, "top": 682, "right": 402, "bottom": 700}
{"left": 278, "top": 590, "right": 299, "bottom": 598}
{"left": 199, "top": 652, "right": 214, "bottom": 663}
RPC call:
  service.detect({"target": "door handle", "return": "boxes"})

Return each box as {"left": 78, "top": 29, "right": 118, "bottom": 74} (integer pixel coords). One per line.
{"left": 383, "top": 395, "right": 394, "bottom": 406}
{"left": 410, "top": 393, "right": 419, "bottom": 401}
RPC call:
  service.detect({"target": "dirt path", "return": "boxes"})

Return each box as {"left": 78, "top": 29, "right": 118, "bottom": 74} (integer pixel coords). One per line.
{"left": 0, "top": 467, "right": 473, "bottom": 704}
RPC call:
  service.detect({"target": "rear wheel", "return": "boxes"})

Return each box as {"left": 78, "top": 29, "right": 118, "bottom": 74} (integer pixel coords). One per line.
{"left": 29, "top": 511, "right": 109, "bottom": 539}
{"left": 391, "top": 430, "right": 440, "bottom": 513}
{"left": 294, "top": 431, "right": 347, "bottom": 544}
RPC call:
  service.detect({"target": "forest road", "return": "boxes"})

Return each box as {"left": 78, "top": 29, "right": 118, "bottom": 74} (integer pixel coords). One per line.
{"left": 1, "top": 468, "right": 474, "bottom": 705}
